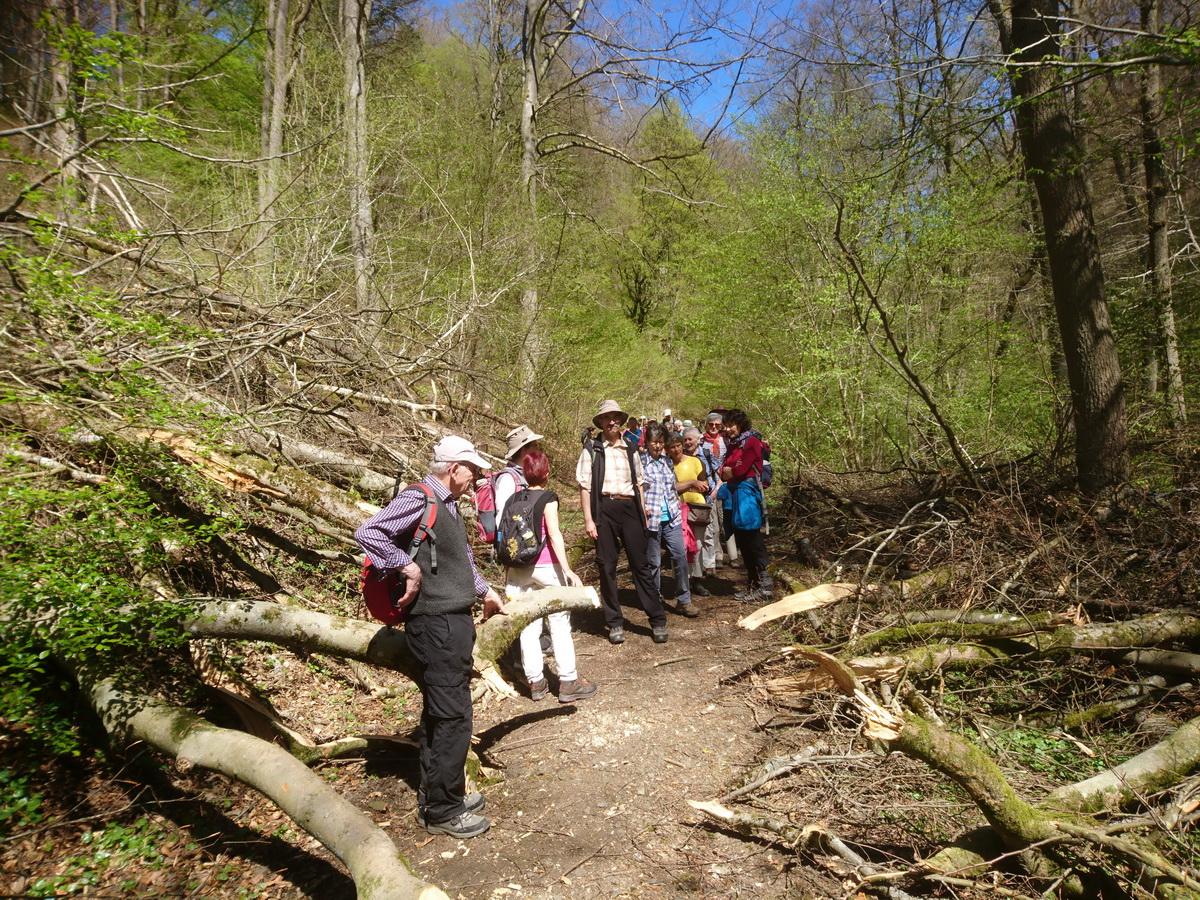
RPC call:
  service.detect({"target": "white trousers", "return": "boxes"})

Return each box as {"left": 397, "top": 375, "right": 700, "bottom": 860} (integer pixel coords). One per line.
{"left": 506, "top": 564, "right": 578, "bottom": 683}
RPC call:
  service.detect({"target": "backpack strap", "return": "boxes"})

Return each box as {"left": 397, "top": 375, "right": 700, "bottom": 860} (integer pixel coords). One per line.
{"left": 404, "top": 483, "right": 439, "bottom": 573}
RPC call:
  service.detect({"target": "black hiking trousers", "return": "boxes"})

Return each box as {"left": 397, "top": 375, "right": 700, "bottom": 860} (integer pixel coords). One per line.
{"left": 595, "top": 496, "right": 666, "bottom": 629}
{"left": 734, "top": 528, "right": 772, "bottom": 592}
{"left": 406, "top": 610, "right": 475, "bottom": 825}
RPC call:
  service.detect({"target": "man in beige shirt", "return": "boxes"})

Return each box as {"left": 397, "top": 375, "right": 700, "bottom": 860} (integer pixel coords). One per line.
{"left": 577, "top": 400, "right": 668, "bottom": 644}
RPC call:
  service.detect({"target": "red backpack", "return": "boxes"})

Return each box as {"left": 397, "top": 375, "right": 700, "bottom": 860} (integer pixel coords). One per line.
{"left": 473, "top": 466, "right": 526, "bottom": 545}
{"left": 360, "top": 483, "right": 438, "bottom": 626}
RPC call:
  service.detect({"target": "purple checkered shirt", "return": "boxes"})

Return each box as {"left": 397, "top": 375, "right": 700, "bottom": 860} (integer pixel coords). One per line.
{"left": 354, "top": 474, "right": 489, "bottom": 597}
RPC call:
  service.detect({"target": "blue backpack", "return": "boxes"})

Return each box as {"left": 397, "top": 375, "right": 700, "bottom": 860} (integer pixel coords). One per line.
{"left": 730, "top": 479, "right": 766, "bottom": 531}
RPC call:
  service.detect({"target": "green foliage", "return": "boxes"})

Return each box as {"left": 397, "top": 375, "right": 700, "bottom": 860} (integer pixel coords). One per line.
{"left": 0, "top": 448, "right": 219, "bottom": 756}
{"left": 26, "top": 816, "right": 167, "bottom": 896}
{"left": 0, "top": 768, "right": 45, "bottom": 830}
{"left": 989, "top": 726, "right": 1107, "bottom": 782}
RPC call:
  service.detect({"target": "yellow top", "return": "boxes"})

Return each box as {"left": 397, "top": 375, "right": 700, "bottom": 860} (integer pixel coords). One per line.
{"left": 673, "top": 454, "right": 706, "bottom": 506}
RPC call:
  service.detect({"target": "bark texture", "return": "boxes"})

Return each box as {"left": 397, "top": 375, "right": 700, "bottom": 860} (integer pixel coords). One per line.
{"left": 88, "top": 678, "right": 447, "bottom": 900}
{"left": 994, "top": 0, "right": 1129, "bottom": 492}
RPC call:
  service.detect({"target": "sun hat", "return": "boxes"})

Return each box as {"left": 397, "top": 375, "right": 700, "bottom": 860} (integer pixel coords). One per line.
{"left": 682, "top": 419, "right": 693, "bottom": 428}
{"left": 504, "top": 424, "right": 544, "bottom": 460}
{"left": 432, "top": 435, "right": 491, "bottom": 470}
{"left": 593, "top": 399, "right": 627, "bottom": 428}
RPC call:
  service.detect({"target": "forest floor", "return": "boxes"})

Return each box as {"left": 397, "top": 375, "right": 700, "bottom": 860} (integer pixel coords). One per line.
{"left": 4, "top": 555, "right": 849, "bottom": 900}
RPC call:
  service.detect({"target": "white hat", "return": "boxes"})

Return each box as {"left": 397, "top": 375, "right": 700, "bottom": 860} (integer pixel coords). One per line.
{"left": 682, "top": 419, "right": 693, "bottom": 428}
{"left": 505, "top": 424, "right": 544, "bottom": 460}
{"left": 662, "top": 408, "right": 672, "bottom": 418}
{"left": 432, "top": 435, "right": 491, "bottom": 470}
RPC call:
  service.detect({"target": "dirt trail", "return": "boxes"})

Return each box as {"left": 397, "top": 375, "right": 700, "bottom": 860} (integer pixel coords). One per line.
{"left": 368, "top": 571, "right": 813, "bottom": 899}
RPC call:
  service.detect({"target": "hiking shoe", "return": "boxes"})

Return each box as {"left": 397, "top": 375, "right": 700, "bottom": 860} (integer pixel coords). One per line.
{"left": 676, "top": 601, "right": 700, "bottom": 618}
{"left": 608, "top": 626, "right": 625, "bottom": 645}
{"left": 734, "top": 587, "right": 763, "bottom": 602}
{"left": 558, "top": 677, "right": 598, "bottom": 703}
{"left": 690, "top": 580, "right": 711, "bottom": 597}
{"left": 651, "top": 624, "right": 669, "bottom": 643}
{"left": 417, "top": 792, "right": 486, "bottom": 827}
{"left": 528, "top": 677, "right": 549, "bottom": 701}
{"left": 425, "top": 810, "right": 490, "bottom": 838}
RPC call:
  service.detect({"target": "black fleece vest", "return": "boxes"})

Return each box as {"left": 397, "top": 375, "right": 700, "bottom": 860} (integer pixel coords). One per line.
{"left": 407, "top": 494, "right": 476, "bottom": 617}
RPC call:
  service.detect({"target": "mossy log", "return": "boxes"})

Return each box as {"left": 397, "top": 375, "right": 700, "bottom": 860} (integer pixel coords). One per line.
{"left": 1047, "top": 714, "right": 1200, "bottom": 814}
{"left": 766, "top": 650, "right": 1200, "bottom": 893}
{"left": 846, "top": 611, "right": 1066, "bottom": 655}
{"left": 830, "top": 612, "right": 1200, "bottom": 685}
{"left": 87, "top": 678, "right": 446, "bottom": 900}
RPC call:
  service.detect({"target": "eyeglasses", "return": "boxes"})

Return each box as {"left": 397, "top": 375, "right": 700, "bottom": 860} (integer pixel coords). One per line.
{"left": 456, "top": 462, "right": 481, "bottom": 479}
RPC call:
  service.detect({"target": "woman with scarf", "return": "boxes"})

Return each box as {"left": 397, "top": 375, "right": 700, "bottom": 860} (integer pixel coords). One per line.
{"left": 719, "top": 408, "right": 773, "bottom": 602}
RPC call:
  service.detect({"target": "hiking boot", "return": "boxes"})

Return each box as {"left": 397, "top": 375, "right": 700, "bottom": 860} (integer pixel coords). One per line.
{"left": 676, "top": 601, "right": 699, "bottom": 618}
{"left": 608, "top": 626, "right": 625, "bottom": 645}
{"left": 690, "top": 580, "right": 711, "bottom": 597}
{"left": 651, "top": 624, "right": 669, "bottom": 643}
{"left": 417, "top": 792, "right": 485, "bottom": 827}
{"left": 528, "top": 677, "right": 549, "bottom": 701}
{"left": 425, "top": 810, "right": 490, "bottom": 838}
{"left": 558, "top": 676, "right": 598, "bottom": 703}
{"left": 734, "top": 587, "right": 763, "bottom": 603}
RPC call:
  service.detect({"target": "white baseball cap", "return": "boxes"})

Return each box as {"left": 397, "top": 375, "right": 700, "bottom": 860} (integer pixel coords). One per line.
{"left": 432, "top": 435, "right": 491, "bottom": 470}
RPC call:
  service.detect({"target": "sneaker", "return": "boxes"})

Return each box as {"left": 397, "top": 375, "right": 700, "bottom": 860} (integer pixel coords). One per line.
{"left": 425, "top": 810, "right": 490, "bottom": 838}
{"left": 528, "top": 677, "right": 549, "bottom": 701}
{"left": 676, "top": 601, "right": 700, "bottom": 618}
{"left": 608, "top": 626, "right": 625, "bottom": 645}
{"left": 417, "top": 792, "right": 486, "bottom": 827}
{"left": 558, "top": 676, "right": 598, "bottom": 703}
{"left": 652, "top": 624, "right": 669, "bottom": 643}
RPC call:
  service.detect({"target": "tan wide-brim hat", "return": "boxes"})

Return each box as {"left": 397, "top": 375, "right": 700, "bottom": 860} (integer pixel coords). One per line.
{"left": 504, "top": 424, "right": 544, "bottom": 460}
{"left": 593, "top": 399, "right": 627, "bottom": 428}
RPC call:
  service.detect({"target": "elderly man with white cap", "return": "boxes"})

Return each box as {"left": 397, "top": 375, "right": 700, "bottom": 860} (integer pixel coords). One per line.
{"left": 576, "top": 400, "right": 668, "bottom": 644}
{"left": 355, "top": 435, "right": 505, "bottom": 840}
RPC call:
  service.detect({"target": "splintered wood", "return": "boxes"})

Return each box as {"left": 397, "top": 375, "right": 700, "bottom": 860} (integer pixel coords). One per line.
{"left": 736, "top": 581, "right": 871, "bottom": 631}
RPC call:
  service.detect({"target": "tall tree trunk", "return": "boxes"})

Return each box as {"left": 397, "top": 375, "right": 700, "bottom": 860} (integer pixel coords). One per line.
{"left": 518, "top": 0, "right": 544, "bottom": 391}
{"left": 46, "top": 0, "right": 82, "bottom": 212}
{"left": 259, "top": 0, "right": 291, "bottom": 276}
{"left": 342, "top": 0, "right": 375, "bottom": 328}
{"left": 991, "top": 0, "right": 1129, "bottom": 493}
{"left": 487, "top": 0, "right": 504, "bottom": 131}
{"left": 1140, "top": 0, "right": 1186, "bottom": 428}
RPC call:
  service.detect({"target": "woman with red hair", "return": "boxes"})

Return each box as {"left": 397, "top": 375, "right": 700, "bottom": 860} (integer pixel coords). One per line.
{"left": 504, "top": 449, "right": 598, "bottom": 704}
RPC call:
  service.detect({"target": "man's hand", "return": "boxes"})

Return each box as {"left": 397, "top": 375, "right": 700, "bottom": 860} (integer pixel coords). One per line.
{"left": 584, "top": 519, "right": 598, "bottom": 541}
{"left": 481, "top": 588, "right": 506, "bottom": 620}
{"left": 395, "top": 562, "right": 422, "bottom": 609}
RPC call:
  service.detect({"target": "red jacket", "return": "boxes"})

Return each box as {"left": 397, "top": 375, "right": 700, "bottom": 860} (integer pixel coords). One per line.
{"left": 723, "top": 434, "right": 766, "bottom": 483}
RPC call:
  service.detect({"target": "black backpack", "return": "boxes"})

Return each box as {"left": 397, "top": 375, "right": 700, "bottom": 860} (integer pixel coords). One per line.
{"left": 495, "top": 489, "right": 556, "bottom": 567}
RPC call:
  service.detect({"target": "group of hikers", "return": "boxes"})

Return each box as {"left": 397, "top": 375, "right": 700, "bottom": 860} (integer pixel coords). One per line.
{"left": 354, "top": 400, "right": 773, "bottom": 839}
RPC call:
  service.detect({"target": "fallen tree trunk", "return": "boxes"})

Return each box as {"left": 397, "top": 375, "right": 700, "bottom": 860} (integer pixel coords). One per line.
{"left": 184, "top": 589, "right": 601, "bottom": 687}
{"left": 783, "top": 612, "right": 1200, "bottom": 689}
{"left": 1047, "top": 714, "right": 1200, "bottom": 814}
{"left": 87, "top": 678, "right": 447, "bottom": 900}
{"left": 706, "top": 647, "right": 1200, "bottom": 894}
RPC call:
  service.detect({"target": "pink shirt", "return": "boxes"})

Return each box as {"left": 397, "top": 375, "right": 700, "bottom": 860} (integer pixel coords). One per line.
{"left": 535, "top": 498, "right": 559, "bottom": 566}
